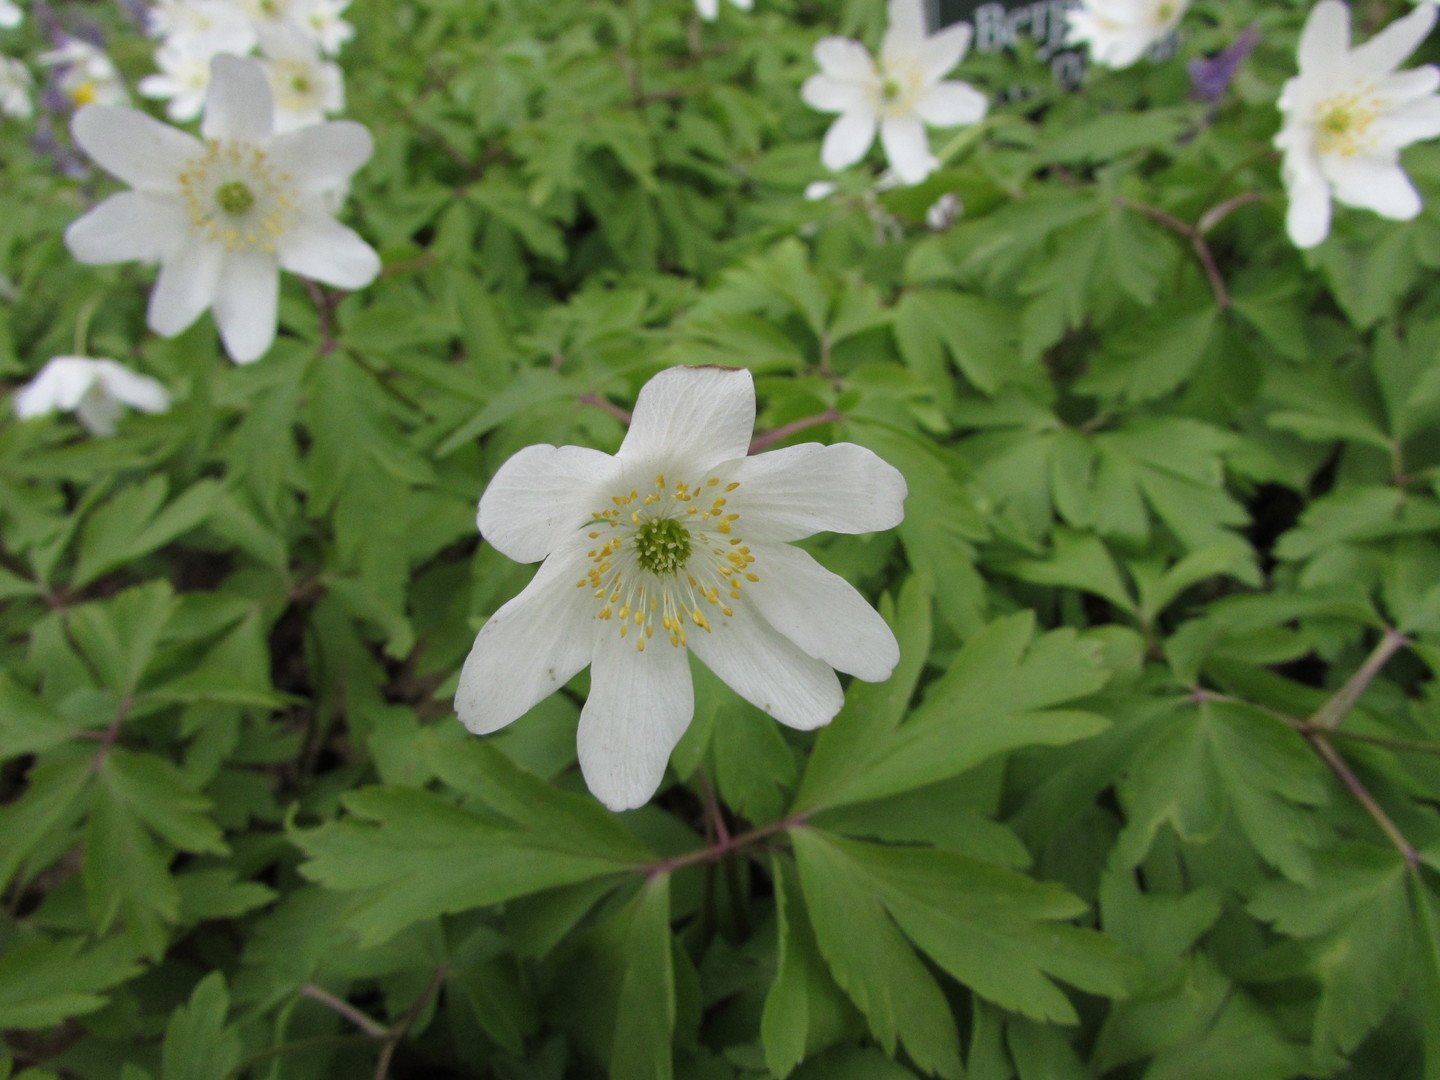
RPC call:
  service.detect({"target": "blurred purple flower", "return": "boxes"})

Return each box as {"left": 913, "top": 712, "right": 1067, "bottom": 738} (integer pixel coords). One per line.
{"left": 1189, "top": 25, "right": 1260, "bottom": 103}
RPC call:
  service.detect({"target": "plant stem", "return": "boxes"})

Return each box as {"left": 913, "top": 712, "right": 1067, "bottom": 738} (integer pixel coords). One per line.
{"left": 372, "top": 965, "right": 447, "bottom": 1080}
{"left": 644, "top": 814, "right": 808, "bottom": 878}
{"left": 1308, "top": 731, "right": 1419, "bottom": 869}
{"left": 748, "top": 408, "right": 841, "bottom": 454}
{"left": 301, "top": 983, "right": 389, "bottom": 1039}
{"left": 578, "top": 390, "right": 633, "bottom": 425}
{"left": 1309, "top": 626, "right": 1409, "bottom": 731}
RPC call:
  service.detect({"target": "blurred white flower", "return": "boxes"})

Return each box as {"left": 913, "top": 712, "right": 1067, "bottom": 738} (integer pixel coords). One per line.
{"left": 64, "top": 54, "right": 380, "bottom": 363}
{"left": 148, "top": 0, "right": 257, "bottom": 55}
{"left": 301, "top": 0, "right": 353, "bottom": 54}
{"left": 260, "top": 32, "right": 342, "bottom": 131}
{"left": 456, "top": 365, "right": 907, "bottom": 811}
{"left": 1276, "top": 0, "right": 1440, "bottom": 248}
{"left": 140, "top": 41, "right": 213, "bottom": 120}
{"left": 39, "top": 38, "right": 129, "bottom": 108}
{"left": 925, "top": 190, "right": 962, "bottom": 230}
{"left": 801, "top": 0, "right": 986, "bottom": 185}
{"left": 0, "top": 0, "right": 21, "bottom": 29}
{"left": 694, "top": 0, "right": 752, "bottom": 22}
{"left": 1066, "top": 0, "right": 1190, "bottom": 70}
{"left": 0, "top": 55, "right": 31, "bottom": 119}
{"left": 14, "top": 356, "right": 170, "bottom": 435}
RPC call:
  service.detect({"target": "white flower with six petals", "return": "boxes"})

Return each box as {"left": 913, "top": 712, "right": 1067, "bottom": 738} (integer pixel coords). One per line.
{"left": 1065, "top": 0, "right": 1191, "bottom": 70}
{"left": 801, "top": 0, "right": 987, "bottom": 185}
{"left": 64, "top": 54, "right": 380, "bottom": 363}
{"left": 13, "top": 356, "right": 170, "bottom": 436}
{"left": 455, "top": 366, "right": 907, "bottom": 811}
{"left": 1275, "top": 0, "right": 1440, "bottom": 248}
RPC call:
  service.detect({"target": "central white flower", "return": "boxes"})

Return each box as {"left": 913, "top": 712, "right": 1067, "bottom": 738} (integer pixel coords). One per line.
{"left": 455, "top": 367, "right": 908, "bottom": 811}
{"left": 64, "top": 55, "right": 380, "bottom": 363}
{"left": 1275, "top": 0, "right": 1440, "bottom": 249}
{"left": 801, "top": 0, "right": 987, "bottom": 185}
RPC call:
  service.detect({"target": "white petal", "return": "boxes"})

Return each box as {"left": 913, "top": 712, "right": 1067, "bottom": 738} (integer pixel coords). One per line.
{"left": 578, "top": 629, "right": 693, "bottom": 811}
{"left": 266, "top": 120, "right": 372, "bottom": 191}
{"left": 617, "top": 366, "right": 756, "bottom": 473}
{"left": 918, "top": 23, "right": 972, "bottom": 82}
{"left": 1375, "top": 96, "right": 1440, "bottom": 146}
{"left": 212, "top": 250, "right": 280, "bottom": 363}
{"left": 276, "top": 208, "right": 380, "bottom": 289}
{"left": 477, "top": 443, "right": 621, "bottom": 563}
{"left": 745, "top": 542, "right": 898, "bottom": 682}
{"left": 914, "top": 81, "right": 987, "bottom": 127}
{"left": 148, "top": 240, "right": 224, "bottom": 338}
{"left": 456, "top": 541, "right": 597, "bottom": 735}
{"left": 801, "top": 73, "right": 865, "bottom": 114}
{"left": 1350, "top": 2, "right": 1435, "bottom": 77}
{"left": 880, "top": 114, "right": 937, "bottom": 184}
{"left": 695, "top": 0, "right": 718, "bottom": 20}
{"left": 727, "top": 442, "right": 907, "bottom": 542}
{"left": 881, "top": 0, "right": 927, "bottom": 63}
{"left": 1283, "top": 152, "right": 1333, "bottom": 249}
{"left": 75, "top": 389, "right": 123, "bottom": 436}
{"left": 70, "top": 106, "right": 202, "bottom": 193}
{"left": 1298, "top": 0, "right": 1351, "bottom": 74}
{"left": 687, "top": 595, "right": 842, "bottom": 731}
{"left": 820, "top": 108, "right": 878, "bottom": 171}
{"left": 814, "top": 37, "right": 875, "bottom": 81}
{"left": 1324, "top": 156, "right": 1422, "bottom": 220}
{"left": 65, "top": 191, "right": 187, "bottom": 265}
{"left": 202, "top": 55, "right": 274, "bottom": 143}
{"left": 13, "top": 358, "right": 98, "bottom": 416}
{"left": 1378, "top": 66, "right": 1440, "bottom": 105}
{"left": 94, "top": 361, "right": 171, "bottom": 414}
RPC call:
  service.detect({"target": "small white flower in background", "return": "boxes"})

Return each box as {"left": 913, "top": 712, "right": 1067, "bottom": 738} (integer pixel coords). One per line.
{"left": 801, "top": 0, "right": 987, "bottom": 185}
{"left": 147, "top": 0, "right": 257, "bottom": 56}
{"left": 259, "top": 32, "right": 343, "bottom": 132}
{"left": 64, "top": 54, "right": 381, "bottom": 363}
{"left": 925, "top": 191, "right": 962, "bottom": 230}
{"left": 1066, "top": 0, "right": 1191, "bottom": 70}
{"left": 456, "top": 366, "right": 907, "bottom": 811}
{"left": 140, "top": 41, "right": 214, "bottom": 121}
{"left": 39, "top": 38, "right": 129, "bottom": 108}
{"left": 694, "top": 0, "right": 752, "bottom": 22}
{"left": 0, "top": 55, "right": 31, "bottom": 119}
{"left": 301, "top": 0, "right": 354, "bottom": 55}
{"left": 0, "top": 0, "right": 21, "bottom": 30}
{"left": 13, "top": 357, "right": 170, "bottom": 436}
{"left": 1276, "top": 0, "right": 1440, "bottom": 249}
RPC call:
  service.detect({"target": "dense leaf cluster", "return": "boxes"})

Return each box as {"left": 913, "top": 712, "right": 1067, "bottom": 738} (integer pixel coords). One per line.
{"left": 3, "top": 0, "right": 1440, "bottom": 1077}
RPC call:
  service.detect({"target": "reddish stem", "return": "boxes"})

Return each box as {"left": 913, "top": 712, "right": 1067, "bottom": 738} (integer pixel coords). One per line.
{"left": 644, "top": 814, "right": 808, "bottom": 879}
{"left": 748, "top": 408, "right": 841, "bottom": 454}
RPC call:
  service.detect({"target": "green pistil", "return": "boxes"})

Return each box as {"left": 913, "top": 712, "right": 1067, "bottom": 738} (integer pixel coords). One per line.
{"left": 881, "top": 77, "right": 902, "bottom": 103}
{"left": 634, "top": 518, "right": 692, "bottom": 576}
{"left": 215, "top": 181, "right": 255, "bottom": 215}
{"left": 1321, "top": 107, "right": 1350, "bottom": 136}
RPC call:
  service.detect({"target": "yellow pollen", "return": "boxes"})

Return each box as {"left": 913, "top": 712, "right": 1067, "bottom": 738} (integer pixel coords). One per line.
{"left": 178, "top": 140, "right": 297, "bottom": 253}
{"left": 1314, "top": 89, "right": 1383, "bottom": 157}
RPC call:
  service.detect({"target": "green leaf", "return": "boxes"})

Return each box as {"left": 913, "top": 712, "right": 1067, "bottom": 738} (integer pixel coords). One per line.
{"left": 1115, "top": 700, "right": 1327, "bottom": 882}
{"left": 893, "top": 288, "right": 1023, "bottom": 395}
{"left": 161, "top": 973, "right": 241, "bottom": 1080}
{"left": 797, "top": 830, "right": 1133, "bottom": 1025}
{"left": 295, "top": 785, "right": 641, "bottom": 945}
{"left": 798, "top": 611, "right": 1108, "bottom": 813}
{"left": 792, "top": 831, "right": 963, "bottom": 1078}
{"left": 63, "top": 581, "right": 177, "bottom": 696}
{"left": 0, "top": 752, "right": 93, "bottom": 891}
{"left": 0, "top": 672, "right": 87, "bottom": 758}
{"left": 1248, "top": 845, "right": 1412, "bottom": 1060}
{"left": 72, "top": 477, "right": 223, "bottom": 589}
{"left": 0, "top": 933, "right": 143, "bottom": 1030}
{"left": 610, "top": 877, "right": 675, "bottom": 1080}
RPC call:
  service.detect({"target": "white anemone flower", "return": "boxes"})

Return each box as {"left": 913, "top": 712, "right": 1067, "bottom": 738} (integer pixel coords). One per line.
{"left": 694, "top": 0, "right": 752, "bottom": 22}
{"left": 259, "top": 34, "right": 343, "bottom": 132}
{"left": 39, "top": 39, "right": 128, "bottom": 108}
{"left": 13, "top": 356, "right": 170, "bottom": 435}
{"left": 1065, "top": 0, "right": 1191, "bottom": 70}
{"left": 148, "top": 0, "right": 256, "bottom": 56}
{"left": 140, "top": 41, "right": 213, "bottom": 121}
{"left": 1275, "top": 0, "right": 1440, "bottom": 249}
{"left": 64, "top": 54, "right": 380, "bottom": 363}
{"left": 456, "top": 366, "right": 908, "bottom": 812}
{"left": 0, "top": 0, "right": 21, "bottom": 29}
{"left": 301, "top": 0, "right": 354, "bottom": 55}
{"left": 801, "top": 0, "right": 987, "bottom": 185}
{"left": 0, "top": 56, "right": 31, "bottom": 119}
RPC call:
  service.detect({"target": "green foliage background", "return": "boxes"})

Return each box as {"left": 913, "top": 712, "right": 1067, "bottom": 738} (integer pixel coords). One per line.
{"left": 4, "top": 0, "right": 1440, "bottom": 1076}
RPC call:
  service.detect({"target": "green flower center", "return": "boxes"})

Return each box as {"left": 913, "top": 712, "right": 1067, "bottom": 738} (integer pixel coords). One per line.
{"left": 291, "top": 75, "right": 310, "bottom": 94}
{"left": 880, "top": 77, "right": 903, "bottom": 103}
{"left": 634, "top": 517, "right": 692, "bottom": 576}
{"left": 215, "top": 181, "right": 255, "bottom": 215}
